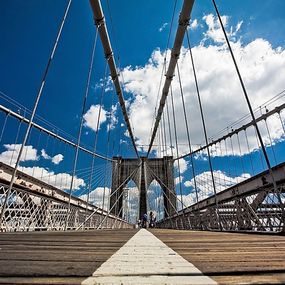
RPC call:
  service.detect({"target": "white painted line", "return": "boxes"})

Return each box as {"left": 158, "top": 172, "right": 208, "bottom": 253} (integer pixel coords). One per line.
{"left": 82, "top": 229, "right": 217, "bottom": 285}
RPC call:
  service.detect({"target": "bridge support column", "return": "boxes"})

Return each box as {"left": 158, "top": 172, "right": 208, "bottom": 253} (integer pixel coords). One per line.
{"left": 110, "top": 156, "right": 176, "bottom": 220}
{"left": 110, "top": 157, "right": 123, "bottom": 217}
{"left": 139, "top": 157, "right": 147, "bottom": 219}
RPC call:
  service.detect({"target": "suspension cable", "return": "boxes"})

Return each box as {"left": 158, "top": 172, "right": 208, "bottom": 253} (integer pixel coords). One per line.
{"left": 65, "top": 28, "right": 100, "bottom": 230}
{"left": 0, "top": 0, "right": 73, "bottom": 227}
{"left": 176, "top": 61, "right": 201, "bottom": 226}
{"left": 147, "top": 0, "right": 195, "bottom": 156}
{"left": 186, "top": 29, "right": 221, "bottom": 230}
{"left": 170, "top": 84, "right": 183, "bottom": 208}
{"left": 89, "top": 0, "right": 138, "bottom": 158}
{"left": 244, "top": 129, "right": 255, "bottom": 175}
{"left": 212, "top": 0, "right": 280, "bottom": 196}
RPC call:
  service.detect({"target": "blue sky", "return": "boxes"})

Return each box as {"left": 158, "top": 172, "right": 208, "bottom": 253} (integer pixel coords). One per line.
{"left": 1, "top": 0, "right": 285, "bottom": 217}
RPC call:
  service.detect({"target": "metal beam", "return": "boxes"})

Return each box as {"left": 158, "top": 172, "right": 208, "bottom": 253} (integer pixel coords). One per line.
{"left": 147, "top": 0, "right": 195, "bottom": 156}
{"left": 175, "top": 102, "right": 285, "bottom": 161}
{"left": 0, "top": 104, "right": 113, "bottom": 162}
{"left": 89, "top": 0, "right": 139, "bottom": 158}
{"left": 168, "top": 161, "right": 285, "bottom": 217}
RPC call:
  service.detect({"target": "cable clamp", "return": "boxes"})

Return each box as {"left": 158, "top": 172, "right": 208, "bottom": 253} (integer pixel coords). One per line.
{"left": 95, "top": 16, "right": 105, "bottom": 27}
{"left": 105, "top": 52, "right": 113, "bottom": 61}
{"left": 111, "top": 74, "right": 117, "bottom": 81}
{"left": 165, "top": 74, "right": 174, "bottom": 80}
{"left": 179, "top": 17, "right": 190, "bottom": 27}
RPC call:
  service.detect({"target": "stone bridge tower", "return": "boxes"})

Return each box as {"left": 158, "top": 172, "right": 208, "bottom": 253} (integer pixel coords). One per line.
{"left": 109, "top": 156, "right": 176, "bottom": 219}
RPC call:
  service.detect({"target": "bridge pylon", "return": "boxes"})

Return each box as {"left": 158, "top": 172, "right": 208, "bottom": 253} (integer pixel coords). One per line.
{"left": 110, "top": 156, "right": 177, "bottom": 220}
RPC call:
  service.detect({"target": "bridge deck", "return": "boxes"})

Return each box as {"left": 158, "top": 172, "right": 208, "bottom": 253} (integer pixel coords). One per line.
{"left": 0, "top": 229, "right": 284, "bottom": 284}
{"left": 151, "top": 229, "right": 285, "bottom": 284}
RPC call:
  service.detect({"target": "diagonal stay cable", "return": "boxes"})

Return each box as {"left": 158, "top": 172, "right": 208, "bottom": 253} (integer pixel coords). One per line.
{"left": 0, "top": 0, "right": 73, "bottom": 226}
{"left": 76, "top": 164, "right": 140, "bottom": 230}
{"left": 96, "top": 165, "right": 141, "bottom": 229}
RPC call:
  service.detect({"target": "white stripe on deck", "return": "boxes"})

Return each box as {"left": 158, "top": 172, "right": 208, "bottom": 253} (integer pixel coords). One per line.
{"left": 82, "top": 229, "right": 217, "bottom": 285}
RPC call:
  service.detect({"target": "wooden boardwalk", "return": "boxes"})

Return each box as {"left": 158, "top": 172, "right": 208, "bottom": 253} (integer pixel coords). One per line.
{"left": 0, "top": 229, "right": 137, "bottom": 284}
{"left": 151, "top": 229, "right": 285, "bottom": 284}
{"left": 0, "top": 229, "right": 284, "bottom": 284}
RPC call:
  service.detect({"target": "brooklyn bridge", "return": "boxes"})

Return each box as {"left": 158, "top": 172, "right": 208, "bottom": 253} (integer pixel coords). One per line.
{"left": 0, "top": 0, "right": 285, "bottom": 284}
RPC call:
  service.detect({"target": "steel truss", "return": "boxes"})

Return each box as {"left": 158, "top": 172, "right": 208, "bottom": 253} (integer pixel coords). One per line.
{"left": 0, "top": 163, "right": 132, "bottom": 232}
{"left": 157, "top": 162, "right": 285, "bottom": 233}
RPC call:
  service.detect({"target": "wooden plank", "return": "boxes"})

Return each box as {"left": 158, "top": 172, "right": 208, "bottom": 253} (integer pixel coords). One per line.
{"left": 151, "top": 229, "right": 285, "bottom": 284}
{"left": 0, "top": 229, "right": 138, "bottom": 284}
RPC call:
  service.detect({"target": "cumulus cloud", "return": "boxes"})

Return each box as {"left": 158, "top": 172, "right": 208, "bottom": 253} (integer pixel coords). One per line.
{"left": 109, "top": 104, "right": 118, "bottom": 130}
{"left": 159, "top": 22, "right": 168, "bottom": 32}
{"left": 202, "top": 13, "right": 229, "bottom": 43}
{"left": 179, "top": 170, "right": 251, "bottom": 210}
{"left": 41, "top": 149, "right": 64, "bottom": 165}
{"left": 83, "top": 104, "right": 107, "bottom": 131}
{"left": 174, "top": 176, "right": 183, "bottom": 185}
{"left": 189, "top": 19, "right": 199, "bottom": 30}
{"left": 41, "top": 149, "right": 50, "bottom": 160}
{"left": 174, "top": 158, "right": 187, "bottom": 173}
{"left": 0, "top": 144, "right": 38, "bottom": 166}
{"left": 52, "top": 154, "right": 64, "bottom": 165}
{"left": 19, "top": 166, "right": 85, "bottom": 190}
{"left": 0, "top": 145, "right": 81, "bottom": 190}
{"left": 121, "top": 13, "right": 285, "bottom": 160}
{"left": 80, "top": 187, "right": 110, "bottom": 210}
{"left": 79, "top": 185, "right": 140, "bottom": 223}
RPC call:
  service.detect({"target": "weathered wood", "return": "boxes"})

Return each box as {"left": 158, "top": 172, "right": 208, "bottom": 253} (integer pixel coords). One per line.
{"left": 151, "top": 229, "right": 285, "bottom": 284}
{"left": 0, "top": 229, "right": 138, "bottom": 284}
{"left": 1, "top": 229, "right": 285, "bottom": 284}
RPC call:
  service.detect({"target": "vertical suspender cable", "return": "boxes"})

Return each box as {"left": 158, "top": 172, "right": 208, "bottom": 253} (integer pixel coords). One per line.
{"left": 166, "top": 98, "right": 174, "bottom": 158}
{"left": 79, "top": 26, "right": 99, "bottom": 225}
{"left": 186, "top": 30, "right": 221, "bottom": 230}
{"left": 264, "top": 118, "right": 277, "bottom": 165}
{"left": 84, "top": 61, "right": 108, "bottom": 225}
{"left": 212, "top": 0, "right": 278, "bottom": 189}
{"left": 0, "top": 113, "right": 9, "bottom": 145}
{"left": 170, "top": 85, "right": 183, "bottom": 209}
{"left": 0, "top": 0, "right": 72, "bottom": 226}
{"left": 212, "top": 0, "right": 285, "bottom": 221}
{"left": 177, "top": 62, "right": 201, "bottom": 228}
{"left": 65, "top": 27, "right": 99, "bottom": 230}
{"left": 244, "top": 129, "right": 255, "bottom": 175}
{"left": 278, "top": 112, "right": 285, "bottom": 133}
{"left": 101, "top": 89, "right": 115, "bottom": 218}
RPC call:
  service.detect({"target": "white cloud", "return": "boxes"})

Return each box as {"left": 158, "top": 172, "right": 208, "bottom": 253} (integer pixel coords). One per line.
{"left": 109, "top": 104, "right": 118, "bottom": 130}
{"left": 159, "top": 22, "right": 168, "bottom": 32}
{"left": 79, "top": 186, "right": 140, "bottom": 222}
{"left": 189, "top": 19, "right": 199, "bottom": 30}
{"left": 83, "top": 104, "right": 107, "bottom": 131}
{"left": 0, "top": 145, "right": 80, "bottom": 190}
{"left": 174, "top": 157, "right": 187, "bottom": 173}
{"left": 121, "top": 14, "right": 285, "bottom": 157}
{"left": 184, "top": 180, "right": 192, "bottom": 187}
{"left": 41, "top": 149, "right": 64, "bottom": 165}
{"left": 0, "top": 144, "right": 38, "bottom": 166}
{"left": 52, "top": 154, "right": 64, "bottom": 165}
{"left": 202, "top": 13, "right": 241, "bottom": 44}
{"left": 174, "top": 176, "right": 183, "bottom": 185}
{"left": 41, "top": 149, "right": 50, "bottom": 159}
{"left": 236, "top": 20, "right": 243, "bottom": 32}
{"left": 180, "top": 170, "right": 251, "bottom": 210}
{"left": 20, "top": 166, "right": 85, "bottom": 190}
{"left": 80, "top": 187, "right": 110, "bottom": 210}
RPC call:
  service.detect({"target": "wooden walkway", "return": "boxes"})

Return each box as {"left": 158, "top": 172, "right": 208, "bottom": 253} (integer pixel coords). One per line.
{"left": 0, "top": 229, "right": 137, "bottom": 284}
{"left": 0, "top": 229, "right": 284, "bottom": 284}
{"left": 151, "top": 229, "right": 285, "bottom": 284}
